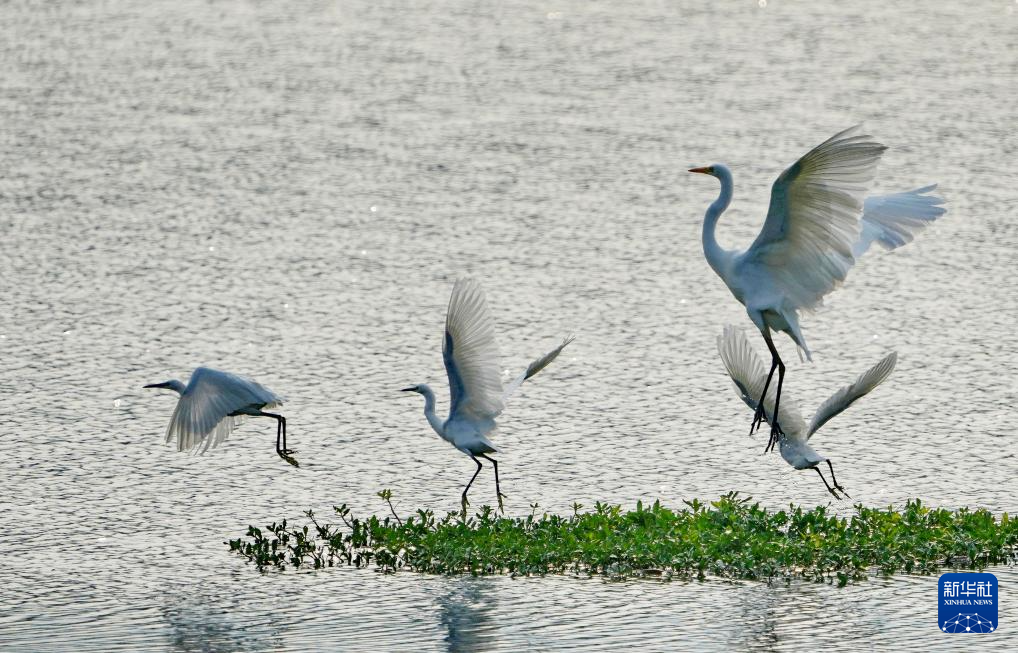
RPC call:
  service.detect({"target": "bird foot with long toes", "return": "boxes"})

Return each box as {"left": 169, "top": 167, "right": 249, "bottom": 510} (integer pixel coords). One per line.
{"left": 749, "top": 405, "right": 768, "bottom": 436}
{"left": 497, "top": 492, "right": 508, "bottom": 514}
{"left": 277, "top": 451, "right": 300, "bottom": 467}
{"left": 762, "top": 421, "right": 784, "bottom": 453}
{"left": 834, "top": 485, "right": 851, "bottom": 499}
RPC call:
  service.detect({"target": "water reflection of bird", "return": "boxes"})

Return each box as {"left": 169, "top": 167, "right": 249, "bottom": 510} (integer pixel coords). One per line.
{"left": 403, "top": 277, "right": 573, "bottom": 514}
{"left": 437, "top": 580, "right": 496, "bottom": 653}
{"left": 690, "top": 126, "right": 943, "bottom": 452}
{"left": 717, "top": 325, "right": 897, "bottom": 499}
{"left": 143, "top": 367, "right": 296, "bottom": 466}
{"left": 161, "top": 585, "right": 282, "bottom": 653}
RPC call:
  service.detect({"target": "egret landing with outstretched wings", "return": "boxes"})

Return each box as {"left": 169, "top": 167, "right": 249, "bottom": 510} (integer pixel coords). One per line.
{"left": 716, "top": 325, "right": 896, "bottom": 498}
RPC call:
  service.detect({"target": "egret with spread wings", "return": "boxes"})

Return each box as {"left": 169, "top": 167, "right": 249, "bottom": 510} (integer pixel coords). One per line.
{"left": 690, "top": 126, "right": 943, "bottom": 452}
{"left": 403, "top": 277, "right": 573, "bottom": 514}
{"left": 144, "top": 367, "right": 297, "bottom": 466}
{"left": 717, "top": 325, "right": 896, "bottom": 499}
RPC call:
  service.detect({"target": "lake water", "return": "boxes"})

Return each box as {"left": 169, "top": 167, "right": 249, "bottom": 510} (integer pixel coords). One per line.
{"left": 2, "top": 0, "right": 1017, "bottom": 650}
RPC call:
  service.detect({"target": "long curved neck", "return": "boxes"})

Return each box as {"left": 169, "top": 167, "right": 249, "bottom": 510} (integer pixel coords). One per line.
{"left": 701, "top": 166, "right": 735, "bottom": 277}
{"left": 416, "top": 384, "right": 444, "bottom": 437}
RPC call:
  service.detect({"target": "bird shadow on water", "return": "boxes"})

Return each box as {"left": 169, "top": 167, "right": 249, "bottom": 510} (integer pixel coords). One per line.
{"left": 436, "top": 579, "right": 497, "bottom": 653}
{"left": 159, "top": 586, "right": 282, "bottom": 653}
{"left": 729, "top": 583, "right": 781, "bottom": 652}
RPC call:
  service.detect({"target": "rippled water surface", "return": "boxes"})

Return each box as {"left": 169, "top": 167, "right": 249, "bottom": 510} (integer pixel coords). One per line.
{"left": 3, "top": 0, "right": 1017, "bottom": 650}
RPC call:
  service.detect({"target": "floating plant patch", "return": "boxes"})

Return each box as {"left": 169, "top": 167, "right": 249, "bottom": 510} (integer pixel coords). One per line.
{"left": 228, "top": 492, "right": 1018, "bottom": 584}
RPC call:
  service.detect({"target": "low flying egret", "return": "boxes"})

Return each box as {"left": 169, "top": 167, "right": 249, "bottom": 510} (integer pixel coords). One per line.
{"left": 403, "top": 277, "right": 573, "bottom": 514}
{"left": 143, "top": 367, "right": 297, "bottom": 466}
{"left": 690, "top": 126, "right": 943, "bottom": 452}
{"left": 717, "top": 325, "right": 897, "bottom": 499}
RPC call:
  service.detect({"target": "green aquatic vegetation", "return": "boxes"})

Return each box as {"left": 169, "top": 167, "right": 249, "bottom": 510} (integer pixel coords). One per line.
{"left": 227, "top": 493, "right": 1018, "bottom": 584}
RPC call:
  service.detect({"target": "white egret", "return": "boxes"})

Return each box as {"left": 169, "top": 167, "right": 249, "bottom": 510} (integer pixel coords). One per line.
{"left": 690, "top": 126, "right": 943, "bottom": 452}
{"left": 403, "top": 277, "right": 573, "bottom": 514}
{"left": 143, "top": 367, "right": 296, "bottom": 466}
{"left": 717, "top": 325, "right": 897, "bottom": 499}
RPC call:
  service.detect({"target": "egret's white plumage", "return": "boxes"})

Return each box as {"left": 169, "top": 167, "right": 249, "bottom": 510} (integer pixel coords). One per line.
{"left": 404, "top": 277, "right": 573, "bottom": 513}
{"left": 691, "top": 126, "right": 943, "bottom": 450}
{"left": 443, "top": 277, "right": 505, "bottom": 439}
{"left": 855, "top": 185, "right": 946, "bottom": 258}
{"left": 716, "top": 325, "right": 807, "bottom": 437}
{"left": 144, "top": 367, "right": 295, "bottom": 465}
{"left": 741, "top": 127, "right": 886, "bottom": 321}
{"left": 717, "top": 325, "right": 897, "bottom": 498}
{"left": 805, "top": 350, "right": 897, "bottom": 439}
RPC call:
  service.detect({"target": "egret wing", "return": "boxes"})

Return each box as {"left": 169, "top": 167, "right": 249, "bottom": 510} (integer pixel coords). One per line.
{"left": 853, "top": 185, "right": 946, "bottom": 258}
{"left": 807, "top": 352, "right": 896, "bottom": 438}
{"left": 739, "top": 126, "right": 887, "bottom": 311}
{"left": 501, "top": 335, "right": 574, "bottom": 403}
{"left": 716, "top": 325, "right": 806, "bottom": 437}
{"left": 443, "top": 278, "right": 505, "bottom": 422}
{"left": 166, "top": 367, "right": 282, "bottom": 453}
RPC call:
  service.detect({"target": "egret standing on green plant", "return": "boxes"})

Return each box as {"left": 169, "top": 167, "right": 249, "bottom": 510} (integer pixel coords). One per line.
{"left": 717, "top": 325, "right": 897, "bottom": 499}
{"left": 690, "top": 126, "right": 943, "bottom": 453}
{"left": 402, "top": 277, "right": 573, "bottom": 514}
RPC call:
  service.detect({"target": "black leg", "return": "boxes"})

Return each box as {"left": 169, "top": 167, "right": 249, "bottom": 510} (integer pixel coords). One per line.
{"left": 279, "top": 415, "right": 292, "bottom": 454}
{"left": 258, "top": 411, "right": 296, "bottom": 463}
{"left": 276, "top": 417, "right": 282, "bottom": 452}
{"left": 478, "top": 453, "right": 507, "bottom": 513}
{"left": 258, "top": 412, "right": 285, "bottom": 454}
{"left": 827, "top": 460, "right": 851, "bottom": 498}
{"left": 761, "top": 330, "right": 785, "bottom": 453}
{"left": 462, "top": 455, "right": 484, "bottom": 516}
{"left": 750, "top": 357, "right": 778, "bottom": 436}
{"left": 767, "top": 358, "right": 786, "bottom": 452}
{"left": 814, "top": 467, "right": 842, "bottom": 500}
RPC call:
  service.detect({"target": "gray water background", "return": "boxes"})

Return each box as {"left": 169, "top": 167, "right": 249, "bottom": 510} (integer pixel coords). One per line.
{"left": 2, "top": 0, "right": 1017, "bottom": 650}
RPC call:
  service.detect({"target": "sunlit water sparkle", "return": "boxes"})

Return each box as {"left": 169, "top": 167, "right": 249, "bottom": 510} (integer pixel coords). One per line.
{"left": 2, "top": 0, "right": 1016, "bottom": 650}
